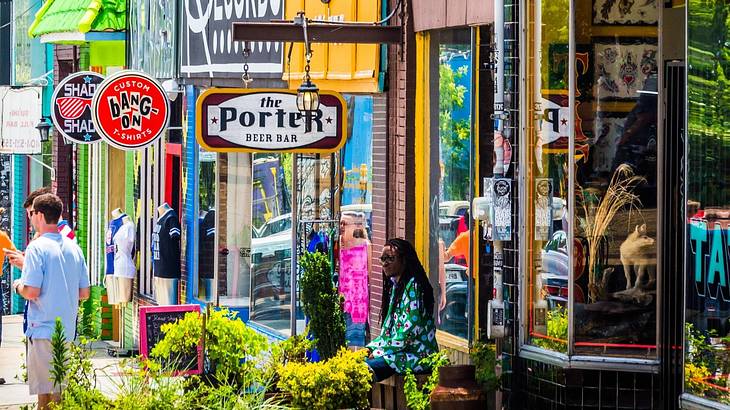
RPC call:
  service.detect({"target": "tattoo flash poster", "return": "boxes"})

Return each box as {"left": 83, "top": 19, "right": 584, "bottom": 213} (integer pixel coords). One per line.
{"left": 535, "top": 178, "right": 553, "bottom": 241}
{"left": 593, "top": 0, "right": 658, "bottom": 25}
{"left": 594, "top": 39, "right": 658, "bottom": 101}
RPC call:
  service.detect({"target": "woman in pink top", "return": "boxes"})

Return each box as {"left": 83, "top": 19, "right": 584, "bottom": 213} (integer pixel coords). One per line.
{"left": 339, "top": 213, "right": 371, "bottom": 346}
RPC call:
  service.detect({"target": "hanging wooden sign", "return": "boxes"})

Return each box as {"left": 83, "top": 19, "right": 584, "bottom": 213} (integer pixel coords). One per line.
{"left": 196, "top": 88, "right": 347, "bottom": 153}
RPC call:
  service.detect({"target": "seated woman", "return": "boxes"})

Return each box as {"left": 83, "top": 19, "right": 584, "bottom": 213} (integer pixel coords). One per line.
{"left": 366, "top": 238, "right": 438, "bottom": 382}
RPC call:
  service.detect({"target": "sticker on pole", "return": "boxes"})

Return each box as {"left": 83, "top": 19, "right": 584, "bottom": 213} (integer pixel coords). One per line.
{"left": 92, "top": 70, "right": 170, "bottom": 150}
{"left": 51, "top": 71, "right": 105, "bottom": 144}
{"left": 196, "top": 89, "right": 347, "bottom": 154}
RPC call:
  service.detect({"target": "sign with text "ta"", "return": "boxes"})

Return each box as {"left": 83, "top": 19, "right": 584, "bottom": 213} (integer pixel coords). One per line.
{"left": 92, "top": 70, "right": 170, "bottom": 150}
{"left": 196, "top": 89, "right": 347, "bottom": 153}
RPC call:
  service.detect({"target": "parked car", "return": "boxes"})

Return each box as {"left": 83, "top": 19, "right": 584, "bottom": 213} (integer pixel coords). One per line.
{"left": 251, "top": 213, "right": 292, "bottom": 322}
{"left": 254, "top": 213, "right": 291, "bottom": 239}
{"left": 439, "top": 200, "right": 470, "bottom": 217}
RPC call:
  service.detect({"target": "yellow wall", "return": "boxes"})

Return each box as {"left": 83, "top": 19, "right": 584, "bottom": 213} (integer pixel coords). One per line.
{"left": 284, "top": 0, "right": 381, "bottom": 92}
{"left": 414, "top": 32, "right": 430, "bottom": 263}
{"left": 107, "top": 147, "right": 127, "bottom": 219}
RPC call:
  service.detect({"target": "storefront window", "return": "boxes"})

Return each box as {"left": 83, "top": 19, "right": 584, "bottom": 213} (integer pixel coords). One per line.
{"left": 250, "top": 153, "right": 292, "bottom": 335}
{"left": 524, "top": 0, "right": 659, "bottom": 357}
{"left": 196, "top": 150, "right": 216, "bottom": 302}
{"left": 684, "top": 0, "right": 730, "bottom": 402}
{"left": 525, "top": 0, "right": 570, "bottom": 353}
{"left": 339, "top": 95, "right": 375, "bottom": 347}
{"left": 429, "top": 29, "right": 472, "bottom": 340}
{"left": 217, "top": 153, "right": 253, "bottom": 309}
{"left": 572, "top": 0, "right": 658, "bottom": 358}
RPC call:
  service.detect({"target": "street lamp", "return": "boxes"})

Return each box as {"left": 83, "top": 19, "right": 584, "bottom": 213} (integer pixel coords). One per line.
{"left": 35, "top": 117, "right": 52, "bottom": 142}
{"left": 297, "top": 76, "right": 320, "bottom": 132}
{"left": 295, "top": 12, "right": 320, "bottom": 133}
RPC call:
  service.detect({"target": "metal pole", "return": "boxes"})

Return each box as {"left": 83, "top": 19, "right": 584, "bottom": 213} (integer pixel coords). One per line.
{"left": 489, "top": 0, "right": 506, "bottom": 341}
{"left": 290, "top": 154, "right": 298, "bottom": 337}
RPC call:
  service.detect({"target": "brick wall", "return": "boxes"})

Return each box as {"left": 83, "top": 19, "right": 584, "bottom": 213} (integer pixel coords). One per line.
{"left": 52, "top": 45, "right": 76, "bottom": 224}
{"left": 369, "top": 0, "right": 416, "bottom": 336}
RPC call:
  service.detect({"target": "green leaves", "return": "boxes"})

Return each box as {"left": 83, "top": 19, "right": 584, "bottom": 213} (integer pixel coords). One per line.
{"left": 470, "top": 341, "right": 500, "bottom": 392}
{"left": 532, "top": 306, "right": 569, "bottom": 352}
{"left": 403, "top": 351, "right": 450, "bottom": 410}
{"left": 50, "top": 318, "right": 69, "bottom": 392}
{"left": 299, "top": 251, "right": 346, "bottom": 360}
{"left": 150, "top": 308, "right": 268, "bottom": 387}
{"left": 277, "top": 349, "right": 372, "bottom": 410}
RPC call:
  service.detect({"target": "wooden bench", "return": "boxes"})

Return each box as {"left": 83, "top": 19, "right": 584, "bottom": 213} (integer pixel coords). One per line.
{"left": 370, "top": 373, "right": 430, "bottom": 410}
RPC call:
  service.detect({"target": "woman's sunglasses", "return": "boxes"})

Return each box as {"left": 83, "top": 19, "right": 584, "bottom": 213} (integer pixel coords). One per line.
{"left": 380, "top": 255, "right": 396, "bottom": 263}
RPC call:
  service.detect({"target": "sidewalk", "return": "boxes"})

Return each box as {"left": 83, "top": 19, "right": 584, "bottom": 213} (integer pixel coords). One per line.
{"left": 0, "top": 314, "right": 125, "bottom": 410}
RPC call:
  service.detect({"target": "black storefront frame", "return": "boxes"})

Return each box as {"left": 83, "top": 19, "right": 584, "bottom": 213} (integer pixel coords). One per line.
{"left": 499, "top": 0, "right": 689, "bottom": 407}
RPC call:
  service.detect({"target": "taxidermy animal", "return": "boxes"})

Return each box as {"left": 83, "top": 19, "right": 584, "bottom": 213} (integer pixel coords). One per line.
{"left": 619, "top": 224, "right": 655, "bottom": 290}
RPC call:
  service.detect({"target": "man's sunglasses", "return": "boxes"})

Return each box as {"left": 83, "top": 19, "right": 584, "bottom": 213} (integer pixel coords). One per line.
{"left": 380, "top": 255, "right": 396, "bottom": 263}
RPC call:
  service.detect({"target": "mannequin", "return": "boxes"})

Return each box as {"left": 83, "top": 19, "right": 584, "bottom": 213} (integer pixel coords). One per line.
{"left": 198, "top": 208, "right": 216, "bottom": 300}
{"left": 105, "top": 208, "right": 124, "bottom": 304}
{"left": 152, "top": 202, "right": 181, "bottom": 305}
{"left": 105, "top": 208, "right": 136, "bottom": 305}
{"left": 115, "top": 209, "right": 135, "bottom": 304}
{"left": 157, "top": 203, "right": 172, "bottom": 217}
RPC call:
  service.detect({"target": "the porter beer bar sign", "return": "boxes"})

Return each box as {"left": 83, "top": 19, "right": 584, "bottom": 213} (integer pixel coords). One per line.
{"left": 196, "top": 89, "right": 347, "bottom": 154}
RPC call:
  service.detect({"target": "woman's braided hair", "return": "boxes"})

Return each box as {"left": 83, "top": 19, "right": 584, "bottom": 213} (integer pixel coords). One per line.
{"left": 380, "top": 238, "right": 435, "bottom": 327}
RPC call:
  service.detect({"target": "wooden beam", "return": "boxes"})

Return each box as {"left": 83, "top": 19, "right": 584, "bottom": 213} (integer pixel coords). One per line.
{"left": 231, "top": 22, "right": 402, "bottom": 44}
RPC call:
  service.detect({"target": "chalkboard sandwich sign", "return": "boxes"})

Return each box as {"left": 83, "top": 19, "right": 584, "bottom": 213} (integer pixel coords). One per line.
{"left": 139, "top": 304, "right": 202, "bottom": 375}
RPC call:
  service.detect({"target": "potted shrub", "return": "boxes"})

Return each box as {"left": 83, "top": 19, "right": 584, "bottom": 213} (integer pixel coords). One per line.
{"left": 299, "top": 251, "right": 346, "bottom": 360}
{"left": 277, "top": 348, "right": 372, "bottom": 409}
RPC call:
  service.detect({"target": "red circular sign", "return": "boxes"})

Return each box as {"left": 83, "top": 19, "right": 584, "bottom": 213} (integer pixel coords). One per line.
{"left": 92, "top": 70, "right": 169, "bottom": 150}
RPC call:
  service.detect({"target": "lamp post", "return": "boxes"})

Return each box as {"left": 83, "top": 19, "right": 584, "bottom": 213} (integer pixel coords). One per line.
{"left": 35, "top": 117, "right": 52, "bottom": 142}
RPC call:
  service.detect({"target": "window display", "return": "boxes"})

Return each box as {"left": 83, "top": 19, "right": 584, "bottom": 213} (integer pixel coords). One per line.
{"left": 250, "top": 154, "right": 292, "bottom": 335}
{"left": 524, "top": 0, "right": 659, "bottom": 357}
{"left": 428, "top": 29, "right": 472, "bottom": 340}
{"left": 684, "top": 0, "right": 730, "bottom": 403}
{"left": 572, "top": 0, "right": 658, "bottom": 358}
{"left": 217, "top": 153, "right": 253, "bottom": 310}
{"left": 196, "top": 152, "right": 216, "bottom": 302}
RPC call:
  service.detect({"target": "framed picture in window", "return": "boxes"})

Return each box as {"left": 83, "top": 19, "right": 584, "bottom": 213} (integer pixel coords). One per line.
{"left": 592, "top": 0, "right": 659, "bottom": 25}
{"left": 592, "top": 112, "right": 629, "bottom": 173}
{"left": 593, "top": 38, "right": 657, "bottom": 101}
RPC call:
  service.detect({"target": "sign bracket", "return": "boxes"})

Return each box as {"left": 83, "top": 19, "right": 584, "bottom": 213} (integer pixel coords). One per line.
{"left": 232, "top": 22, "right": 402, "bottom": 44}
{"left": 26, "top": 154, "right": 56, "bottom": 181}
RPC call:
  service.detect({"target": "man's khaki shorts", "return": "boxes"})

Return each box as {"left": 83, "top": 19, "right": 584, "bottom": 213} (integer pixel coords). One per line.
{"left": 27, "top": 338, "right": 59, "bottom": 395}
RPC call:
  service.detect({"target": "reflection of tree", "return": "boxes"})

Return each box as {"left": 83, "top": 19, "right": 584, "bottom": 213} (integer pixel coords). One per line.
{"left": 281, "top": 153, "right": 293, "bottom": 192}
{"left": 540, "top": 0, "right": 569, "bottom": 87}
{"left": 439, "top": 62, "right": 470, "bottom": 201}
{"left": 688, "top": 0, "right": 730, "bottom": 207}
{"left": 199, "top": 162, "right": 216, "bottom": 211}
